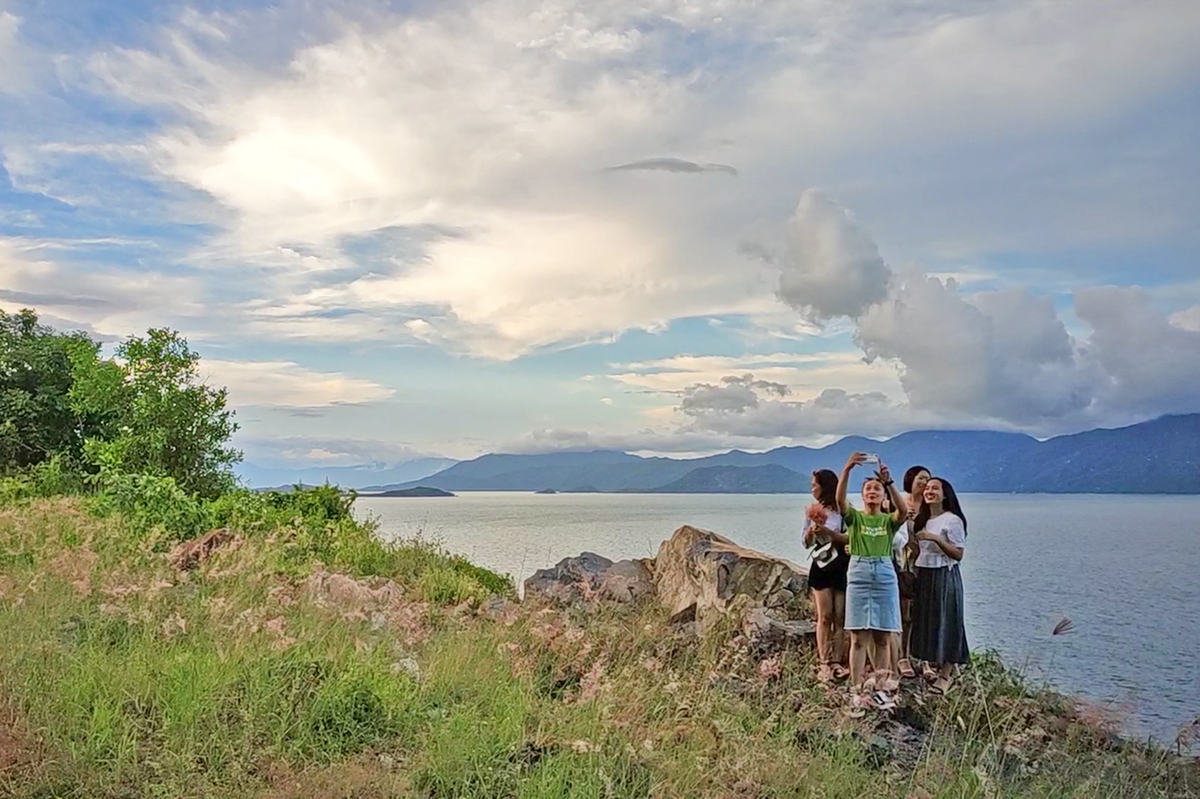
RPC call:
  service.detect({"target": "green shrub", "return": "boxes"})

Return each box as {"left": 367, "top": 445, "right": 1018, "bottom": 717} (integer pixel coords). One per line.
{"left": 0, "top": 455, "right": 86, "bottom": 506}
{"left": 89, "top": 470, "right": 209, "bottom": 543}
{"left": 416, "top": 567, "right": 489, "bottom": 605}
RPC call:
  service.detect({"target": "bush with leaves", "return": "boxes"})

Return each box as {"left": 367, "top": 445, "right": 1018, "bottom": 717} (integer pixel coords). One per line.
{"left": 78, "top": 328, "right": 241, "bottom": 498}
{"left": 90, "top": 469, "right": 211, "bottom": 543}
{"left": 0, "top": 309, "right": 100, "bottom": 471}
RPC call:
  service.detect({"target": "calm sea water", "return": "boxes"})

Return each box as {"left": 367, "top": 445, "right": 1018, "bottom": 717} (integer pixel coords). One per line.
{"left": 356, "top": 492, "right": 1200, "bottom": 743}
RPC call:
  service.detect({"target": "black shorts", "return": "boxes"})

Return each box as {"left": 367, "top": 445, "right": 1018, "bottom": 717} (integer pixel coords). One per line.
{"left": 808, "top": 553, "right": 849, "bottom": 592}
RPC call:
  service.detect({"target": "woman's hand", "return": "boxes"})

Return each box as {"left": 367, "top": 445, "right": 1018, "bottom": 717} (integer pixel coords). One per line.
{"left": 915, "top": 530, "right": 940, "bottom": 543}
{"left": 878, "top": 463, "right": 892, "bottom": 483}
{"left": 844, "top": 452, "right": 867, "bottom": 471}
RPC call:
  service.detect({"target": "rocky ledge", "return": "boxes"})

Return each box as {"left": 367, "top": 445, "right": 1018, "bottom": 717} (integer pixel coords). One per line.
{"left": 523, "top": 525, "right": 814, "bottom": 646}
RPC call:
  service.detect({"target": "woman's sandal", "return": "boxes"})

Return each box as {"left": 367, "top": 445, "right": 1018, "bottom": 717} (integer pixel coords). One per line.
{"left": 877, "top": 671, "right": 900, "bottom": 693}
{"left": 817, "top": 663, "right": 834, "bottom": 682}
{"left": 898, "top": 658, "right": 916, "bottom": 679}
{"left": 831, "top": 664, "right": 850, "bottom": 681}
{"left": 929, "top": 675, "right": 954, "bottom": 695}
{"left": 921, "top": 663, "right": 938, "bottom": 683}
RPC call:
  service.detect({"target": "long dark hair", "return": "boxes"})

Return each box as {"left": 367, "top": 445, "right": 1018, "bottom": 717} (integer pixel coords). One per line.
{"left": 812, "top": 468, "right": 838, "bottom": 510}
{"left": 903, "top": 465, "right": 930, "bottom": 494}
{"left": 913, "top": 476, "right": 967, "bottom": 535}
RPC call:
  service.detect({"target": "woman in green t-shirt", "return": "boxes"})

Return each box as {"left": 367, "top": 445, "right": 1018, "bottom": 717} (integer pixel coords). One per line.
{"left": 837, "top": 452, "right": 908, "bottom": 700}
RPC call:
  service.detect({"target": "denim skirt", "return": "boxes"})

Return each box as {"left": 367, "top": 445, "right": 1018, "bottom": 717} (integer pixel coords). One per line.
{"left": 845, "top": 555, "right": 902, "bottom": 633}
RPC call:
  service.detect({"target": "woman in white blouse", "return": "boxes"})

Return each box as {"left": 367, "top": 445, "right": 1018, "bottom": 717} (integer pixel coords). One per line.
{"left": 909, "top": 477, "right": 970, "bottom": 694}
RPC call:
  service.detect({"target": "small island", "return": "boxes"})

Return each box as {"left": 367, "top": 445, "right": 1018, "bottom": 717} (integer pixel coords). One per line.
{"left": 374, "top": 486, "right": 456, "bottom": 498}
{"left": 534, "top": 488, "right": 559, "bottom": 494}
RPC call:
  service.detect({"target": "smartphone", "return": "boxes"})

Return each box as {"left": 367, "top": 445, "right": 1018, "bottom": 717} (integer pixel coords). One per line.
{"left": 862, "top": 453, "right": 880, "bottom": 464}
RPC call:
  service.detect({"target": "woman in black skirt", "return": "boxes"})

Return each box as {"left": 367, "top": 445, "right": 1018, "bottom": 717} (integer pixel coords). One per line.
{"left": 803, "top": 469, "right": 850, "bottom": 682}
{"left": 910, "top": 477, "right": 969, "bottom": 694}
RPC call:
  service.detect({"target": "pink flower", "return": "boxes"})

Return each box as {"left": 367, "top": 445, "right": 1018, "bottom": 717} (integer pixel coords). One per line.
{"left": 758, "top": 655, "right": 782, "bottom": 680}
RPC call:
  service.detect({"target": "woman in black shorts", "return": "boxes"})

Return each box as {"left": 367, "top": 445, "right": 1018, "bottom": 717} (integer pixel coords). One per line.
{"left": 804, "top": 468, "right": 850, "bottom": 681}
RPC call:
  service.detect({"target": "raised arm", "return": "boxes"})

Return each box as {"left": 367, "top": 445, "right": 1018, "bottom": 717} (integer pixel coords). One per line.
{"left": 837, "top": 452, "right": 864, "bottom": 514}
{"left": 879, "top": 463, "right": 907, "bottom": 522}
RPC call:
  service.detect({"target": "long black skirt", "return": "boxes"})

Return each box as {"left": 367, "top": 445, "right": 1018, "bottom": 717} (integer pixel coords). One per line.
{"left": 911, "top": 565, "right": 970, "bottom": 665}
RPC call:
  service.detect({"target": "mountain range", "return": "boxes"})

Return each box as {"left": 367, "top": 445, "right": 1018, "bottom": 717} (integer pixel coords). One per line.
{"left": 235, "top": 457, "right": 457, "bottom": 490}
{"left": 374, "top": 414, "right": 1200, "bottom": 494}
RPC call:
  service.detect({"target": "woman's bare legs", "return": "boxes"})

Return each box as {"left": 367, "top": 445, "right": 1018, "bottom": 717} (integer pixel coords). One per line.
{"left": 832, "top": 590, "right": 847, "bottom": 665}
{"left": 849, "top": 630, "right": 869, "bottom": 688}
{"left": 898, "top": 598, "right": 915, "bottom": 676}
{"left": 812, "top": 588, "right": 836, "bottom": 678}
{"left": 873, "top": 630, "right": 900, "bottom": 691}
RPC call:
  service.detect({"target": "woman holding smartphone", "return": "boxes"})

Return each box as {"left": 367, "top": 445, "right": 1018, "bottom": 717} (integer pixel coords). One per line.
{"left": 803, "top": 468, "right": 850, "bottom": 682}
{"left": 837, "top": 452, "right": 908, "bottom": 701}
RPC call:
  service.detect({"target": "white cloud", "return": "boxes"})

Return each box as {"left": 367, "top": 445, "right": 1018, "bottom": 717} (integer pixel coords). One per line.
{"left": 200, "top": 359, "right": 394, "bottom": 409}
{"left": 1169, "top": 305, "right": 1200, "bottom": 332}
{"left": 0, "top": 11, "right": 30, "bottom": 94}
{"left": 1075, "top": 287, "right": 1200, "bottom": 419}
{"left": 605, "top": 351, "right": 903, "bottom": 399}
{"left": 35, "top": 0, "right": 1195, "bottom": 363}
{"left": 0, "top": 238, "right": 208, "bottom": 338}
{"left": 770, "top": 189, "right": 892, "bottom": 322}
{"left": 856, "top": 274, "right": 1099, "bottom": 424}
{"left": 237, "top": 435, "right": 435, "bottom": 467}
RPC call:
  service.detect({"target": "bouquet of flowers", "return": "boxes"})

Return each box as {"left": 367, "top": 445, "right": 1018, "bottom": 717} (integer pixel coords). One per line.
{"left": 805, "top": 503, "right": 837, "bottom": 567}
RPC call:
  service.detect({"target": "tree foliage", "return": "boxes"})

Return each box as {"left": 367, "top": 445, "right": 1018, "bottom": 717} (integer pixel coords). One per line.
{"left": 0, "top": 309, "right": 96, "bottom": 468}
{"left": 84, "top": 328, "right": 240, "bottom": 498}
{"left": 0, "top": 309, "right": 240, "bottom": 498}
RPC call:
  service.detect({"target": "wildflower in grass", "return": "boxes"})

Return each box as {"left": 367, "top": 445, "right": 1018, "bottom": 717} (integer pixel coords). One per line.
{"left": 759, "top": 655, "right": 782, "bottom": 680}
{"left": 579, "top": 657, "right": 607, "bottom": 702}
{"left": 161, "top": 612, "right": 188, "bottom": 639}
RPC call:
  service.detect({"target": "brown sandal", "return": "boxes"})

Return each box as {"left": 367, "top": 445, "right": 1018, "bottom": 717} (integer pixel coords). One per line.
{"left": 930, "top": 675, "right": 954, "bottom": 695}
{"left": 898, "top": 658, "right": 916, "bottom": 679}
{"left": 921, "top": 663, "right": 937, "bottom": 683}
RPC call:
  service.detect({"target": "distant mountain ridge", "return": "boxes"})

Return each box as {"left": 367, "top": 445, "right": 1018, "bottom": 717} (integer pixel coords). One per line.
{"left": 235, "top": 457, "right": 458, "bottom": 490}
{"left": 381, "top": 415, "right": 1200, "bottom": 494}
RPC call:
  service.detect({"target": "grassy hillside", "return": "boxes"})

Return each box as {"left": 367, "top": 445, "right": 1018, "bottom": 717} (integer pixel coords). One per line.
{"left": 1, "top": 499, "right": 1197, "bottom": 798}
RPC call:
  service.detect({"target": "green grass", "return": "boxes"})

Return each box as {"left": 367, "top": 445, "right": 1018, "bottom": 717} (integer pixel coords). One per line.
{"left": 0, "top": 498, "right": 1196, "bottom": 798}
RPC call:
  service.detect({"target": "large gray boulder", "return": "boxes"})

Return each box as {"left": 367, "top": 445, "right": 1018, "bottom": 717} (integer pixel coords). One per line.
{"left": 523, "top": 552, "right": 656, "bottom": 605}
{"left": 654, "top": 525, "right": 808, "bottom": 625}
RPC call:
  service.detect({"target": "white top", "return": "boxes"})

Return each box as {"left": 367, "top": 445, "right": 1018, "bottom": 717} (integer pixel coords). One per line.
{"left": 803, "top": 509, "right": 844, "bottom": 567}
{"left": 892, "top": 518, "right": 911, "bottom": 560}
{"left": 803, "top": 509, "right": 844, "bottom": 540}
{"left": 915, "top": 511, "right": 967, "bottom": 569}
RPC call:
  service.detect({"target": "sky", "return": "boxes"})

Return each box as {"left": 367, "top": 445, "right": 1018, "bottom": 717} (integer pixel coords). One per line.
{"left": 2, "top": 0, "right": 1200, "bottom": 469}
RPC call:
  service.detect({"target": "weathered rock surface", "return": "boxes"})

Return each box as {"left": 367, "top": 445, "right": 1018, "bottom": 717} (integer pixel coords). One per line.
{"left": 654, "top": 525, "right": 807, "bottom": 623}
{"left": 169, "top": 528, "right": 236, "bottom": 571}
{"left": 523, "top": 552, "right": 656, "bottom": 605}
{"left": 597, "top": 558, "right": 655, "bottom": 603}
{"left": 523, "top": 552, "right": 612, "bottom": 603}
{"left": 742, "top": 605, "right": 816, "bottom": 648}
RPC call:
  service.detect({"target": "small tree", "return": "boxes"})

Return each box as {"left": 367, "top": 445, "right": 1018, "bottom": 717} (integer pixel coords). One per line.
{"left": 79, "top": 328, "right": 241, "bottom": 498}
{"left": 0, "top": 309, "right": 98, "bottom": 471}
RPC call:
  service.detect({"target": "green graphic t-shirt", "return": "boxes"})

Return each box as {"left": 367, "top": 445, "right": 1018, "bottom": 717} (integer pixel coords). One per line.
{"left": 843, "top": 506, "right": 903, "bottom": 558}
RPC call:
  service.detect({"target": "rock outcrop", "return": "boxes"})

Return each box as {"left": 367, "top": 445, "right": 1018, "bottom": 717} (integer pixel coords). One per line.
{"left": 523, "top": 552, "right": 656, "bottom": 605}
{"left": 653, "top": 525, "right": 807, "bottom": 624}
{"left": 169, "top": 528, "right": 236, "bottom": 571}
{"left": 522, "top": 526, "right": 810, "bottom": 639}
